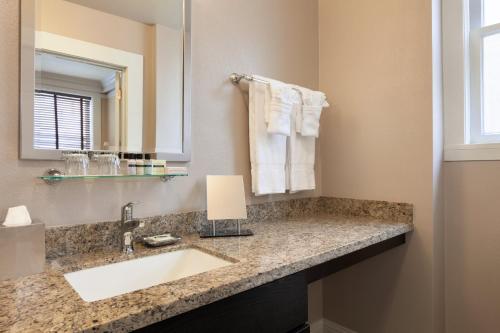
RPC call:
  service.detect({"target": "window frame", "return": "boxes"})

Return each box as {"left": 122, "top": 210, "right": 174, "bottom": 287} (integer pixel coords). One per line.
{"left": 444, "top": 0, "right": 500, "bottom": 160}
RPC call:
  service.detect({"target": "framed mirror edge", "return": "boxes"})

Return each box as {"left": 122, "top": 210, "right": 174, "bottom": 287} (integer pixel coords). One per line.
{"left": 18, "top": 0, "right": 192, "bottom": 162}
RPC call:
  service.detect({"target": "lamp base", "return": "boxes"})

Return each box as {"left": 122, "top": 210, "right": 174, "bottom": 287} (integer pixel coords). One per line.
{"left": 199, "top": 220, "right": 254, "bottom": 238}
{"left": 199, "top": 228, "right": 253, "bottom": 238}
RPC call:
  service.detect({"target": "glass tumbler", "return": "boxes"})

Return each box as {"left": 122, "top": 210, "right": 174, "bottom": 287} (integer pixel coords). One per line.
{"left": 96, "top": 153, "right": 120, "bottom": 176}
{"left": 63, "top": 152, "right": 89, "bottom": 176}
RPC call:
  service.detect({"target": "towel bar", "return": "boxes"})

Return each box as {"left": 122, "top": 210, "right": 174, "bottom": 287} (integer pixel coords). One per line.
{"left": 229, "top": 73, "right": 269, "bottom": 84}
{"left": 228, "top": 72, "right": 330, "bottom": 106}
{"left": 229, "top": 73, "right": 307, "bottom": 101}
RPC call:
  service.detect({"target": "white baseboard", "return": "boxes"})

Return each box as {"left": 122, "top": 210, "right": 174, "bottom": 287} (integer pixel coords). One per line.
{"left": 323, "top": 319, "right": 357, "bottom": 333}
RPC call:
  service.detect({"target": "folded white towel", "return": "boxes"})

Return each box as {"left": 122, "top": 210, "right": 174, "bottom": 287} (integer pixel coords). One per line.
{"left": 249, "top": 79, "right": 287, "bottom": 195}
{"left": 165, "top": 166, "right": 188, "bottom": 175}
{"left": 254, "top": 75, "right": 294, "bottom": 136}
{"left": 2, "top": 205, "right": 32, "bottom": 227}
{"left": 286, "top": 91, "right": 316, "bottom": 192}
{"left": 293, "top": 86, "right": 329, "bottom": 137}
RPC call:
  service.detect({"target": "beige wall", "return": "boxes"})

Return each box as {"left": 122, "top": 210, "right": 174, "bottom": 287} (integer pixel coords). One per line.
{"left": 308, "top": 280, "right": 324, "bottom": 329}
{"left": 318, "top": 0, "right": 442, "bottom": 332}
{"left": 0, "top": 0, "right": 319, "bottom": 226}
{"left": 445, "top": 162, "right": 500, "bottom": 333}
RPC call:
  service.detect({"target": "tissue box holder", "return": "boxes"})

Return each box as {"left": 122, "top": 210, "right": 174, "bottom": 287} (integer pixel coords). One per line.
{"left": 0, "top": 220, "right": 45, "bottom": 280}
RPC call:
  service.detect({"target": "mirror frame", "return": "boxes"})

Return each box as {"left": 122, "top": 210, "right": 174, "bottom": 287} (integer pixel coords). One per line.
{"left": 19, "top": 0, "right": 191, "bottom": 162}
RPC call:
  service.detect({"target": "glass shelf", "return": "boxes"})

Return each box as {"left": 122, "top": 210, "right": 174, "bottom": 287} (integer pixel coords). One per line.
{"left": 39, "top": 170, "right": 187, "bottom": 184}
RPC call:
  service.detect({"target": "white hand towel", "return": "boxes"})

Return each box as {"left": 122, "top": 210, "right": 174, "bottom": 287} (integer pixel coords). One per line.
{"left": 286, "top": 91, "right": 316, "bottom": 193}
{"left": 249, "top": 79, "right": 287, "bottom": 195}
{"left": 293, "top": 86, "right": 329, "bottom": 137}
{"left": 254, "top": 75, "right": 294, "bottom": 136}
{"left": 3, "top": 206, "right": 32, "bottom": 227}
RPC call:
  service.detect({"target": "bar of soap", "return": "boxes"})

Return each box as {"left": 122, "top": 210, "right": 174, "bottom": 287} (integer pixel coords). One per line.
{"left": 143, "top": 234, "right": 181, "bottom": 247}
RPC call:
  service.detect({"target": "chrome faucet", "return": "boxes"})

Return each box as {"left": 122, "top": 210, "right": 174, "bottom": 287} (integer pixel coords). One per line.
{"left": 121, "top": 202, "right": 140, "bottom": 254}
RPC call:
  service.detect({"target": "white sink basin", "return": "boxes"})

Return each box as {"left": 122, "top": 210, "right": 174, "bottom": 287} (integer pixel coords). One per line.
{"left": 64, "top": 248, "right": 232, "bottom": 302}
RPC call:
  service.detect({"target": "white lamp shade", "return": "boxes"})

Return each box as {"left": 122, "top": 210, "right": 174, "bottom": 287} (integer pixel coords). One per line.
{"left": 206, "top": 175, "right": 247, "bottom": 220}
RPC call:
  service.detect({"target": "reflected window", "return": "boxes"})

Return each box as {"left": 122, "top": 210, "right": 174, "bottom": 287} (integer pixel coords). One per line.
{"left": 34, "top": 90, "right": 92, "bottom": 150}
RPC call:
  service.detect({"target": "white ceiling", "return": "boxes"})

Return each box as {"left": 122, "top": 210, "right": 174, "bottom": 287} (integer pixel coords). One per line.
{"left": 64, "top": 0, "right": 183, "bottom": 29}
{"left": 35, "top": 52, "right": 116, "bottom": 84}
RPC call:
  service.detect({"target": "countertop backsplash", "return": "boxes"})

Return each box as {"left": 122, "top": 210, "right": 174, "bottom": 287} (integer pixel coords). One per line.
{"left": 45, "top": 197, "right": 413, "bottom": 259}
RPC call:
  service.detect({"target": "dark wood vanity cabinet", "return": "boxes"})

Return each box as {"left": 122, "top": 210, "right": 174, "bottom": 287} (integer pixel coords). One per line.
{"left": 290, "top": 324, "right": 311, "bottom": 333}
{"left": 137, "top": 272, "right": 309, "bottom": 333}
{"left": 136, "top": 234, "right": 405, "bottom": 333}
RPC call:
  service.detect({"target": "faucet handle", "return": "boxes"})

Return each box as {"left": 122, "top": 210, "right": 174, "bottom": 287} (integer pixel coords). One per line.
{"left": 123, "top": 202, "right": 140, "bottom": 213}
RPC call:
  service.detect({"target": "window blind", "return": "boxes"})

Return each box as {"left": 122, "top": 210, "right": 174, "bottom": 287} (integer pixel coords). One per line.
{"left": 34, "top": 90, "right": 92, "bottom": 150}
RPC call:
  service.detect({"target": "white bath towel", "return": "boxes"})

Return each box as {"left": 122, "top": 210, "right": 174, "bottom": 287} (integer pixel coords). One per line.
{"left": 254, "top": 75, "right": 294, "bottom": 136}
{"left": 286, "top": 90, "right": 316, "bottom": 192}
{"left": 293, "top": 86, "right": 329, "bottom": 137}
{"left": 249, "top": 79, "right": 287, "bottom": 195}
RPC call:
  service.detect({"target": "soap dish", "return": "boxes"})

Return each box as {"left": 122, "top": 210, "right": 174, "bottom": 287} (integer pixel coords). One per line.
{"left": 143, "top": 233, "right": 181, "bottom": 247}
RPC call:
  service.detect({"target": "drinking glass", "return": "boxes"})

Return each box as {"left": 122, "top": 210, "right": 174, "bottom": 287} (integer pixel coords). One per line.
{"left": 95, "top": 153, "right": 120, "bottom": 175}
{"left": 63, "top": 152, "right": 89, "bottom": 176}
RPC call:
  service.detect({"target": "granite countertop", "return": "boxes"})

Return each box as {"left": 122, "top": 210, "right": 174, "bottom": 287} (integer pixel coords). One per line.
{"left": 0, "top": 215, "right": 412, "bottom": 332}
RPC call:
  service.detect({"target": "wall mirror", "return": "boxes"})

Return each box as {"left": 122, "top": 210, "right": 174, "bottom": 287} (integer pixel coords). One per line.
{"left": 20, "top": 0, "right": 191, "bottom": 161}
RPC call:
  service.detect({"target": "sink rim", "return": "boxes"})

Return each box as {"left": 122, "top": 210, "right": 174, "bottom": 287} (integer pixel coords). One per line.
{"left": 63, "top": 246, "right": 237, "bottom": 302}
{"left": 54, "top": 244, "right": 239, "bottom": 275}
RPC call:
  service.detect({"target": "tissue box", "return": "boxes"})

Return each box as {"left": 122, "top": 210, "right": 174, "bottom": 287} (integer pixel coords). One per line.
{"left": 0, "top": 220, "right": 45, "bottom": 280}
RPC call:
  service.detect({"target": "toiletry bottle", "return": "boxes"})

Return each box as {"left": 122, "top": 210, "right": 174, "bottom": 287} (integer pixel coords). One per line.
{"left": 135, "top": 154, "right": 144, "bottom": 175}
{"left": 119, "top": 153, "right": 128, "bottom": 175}
{"left": 153, "top": 159, "right": 166, "bottom": 175}
{"left": 127, "top": 154, "right": 136, "bottom": 175}
{"left": 144, "top": 154, "right": 153, "bottom": 175}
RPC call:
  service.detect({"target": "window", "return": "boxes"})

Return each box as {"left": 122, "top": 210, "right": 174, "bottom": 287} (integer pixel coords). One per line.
{"left": 443, "top": 0, "right": 500, "bottom": 160}
{"left": 469, "top": 0, "right": 500, "bottom": 143}
{"left": 34, "top": 90, "right": 92, "bottom": 150}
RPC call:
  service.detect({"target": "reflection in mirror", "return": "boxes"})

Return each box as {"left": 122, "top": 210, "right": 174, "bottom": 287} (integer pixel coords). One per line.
{"left": 35, "top": 51, "right": 124, "bottom": 151}
{"left": 20, "top": 0, "right": 190, "bottom": 160}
